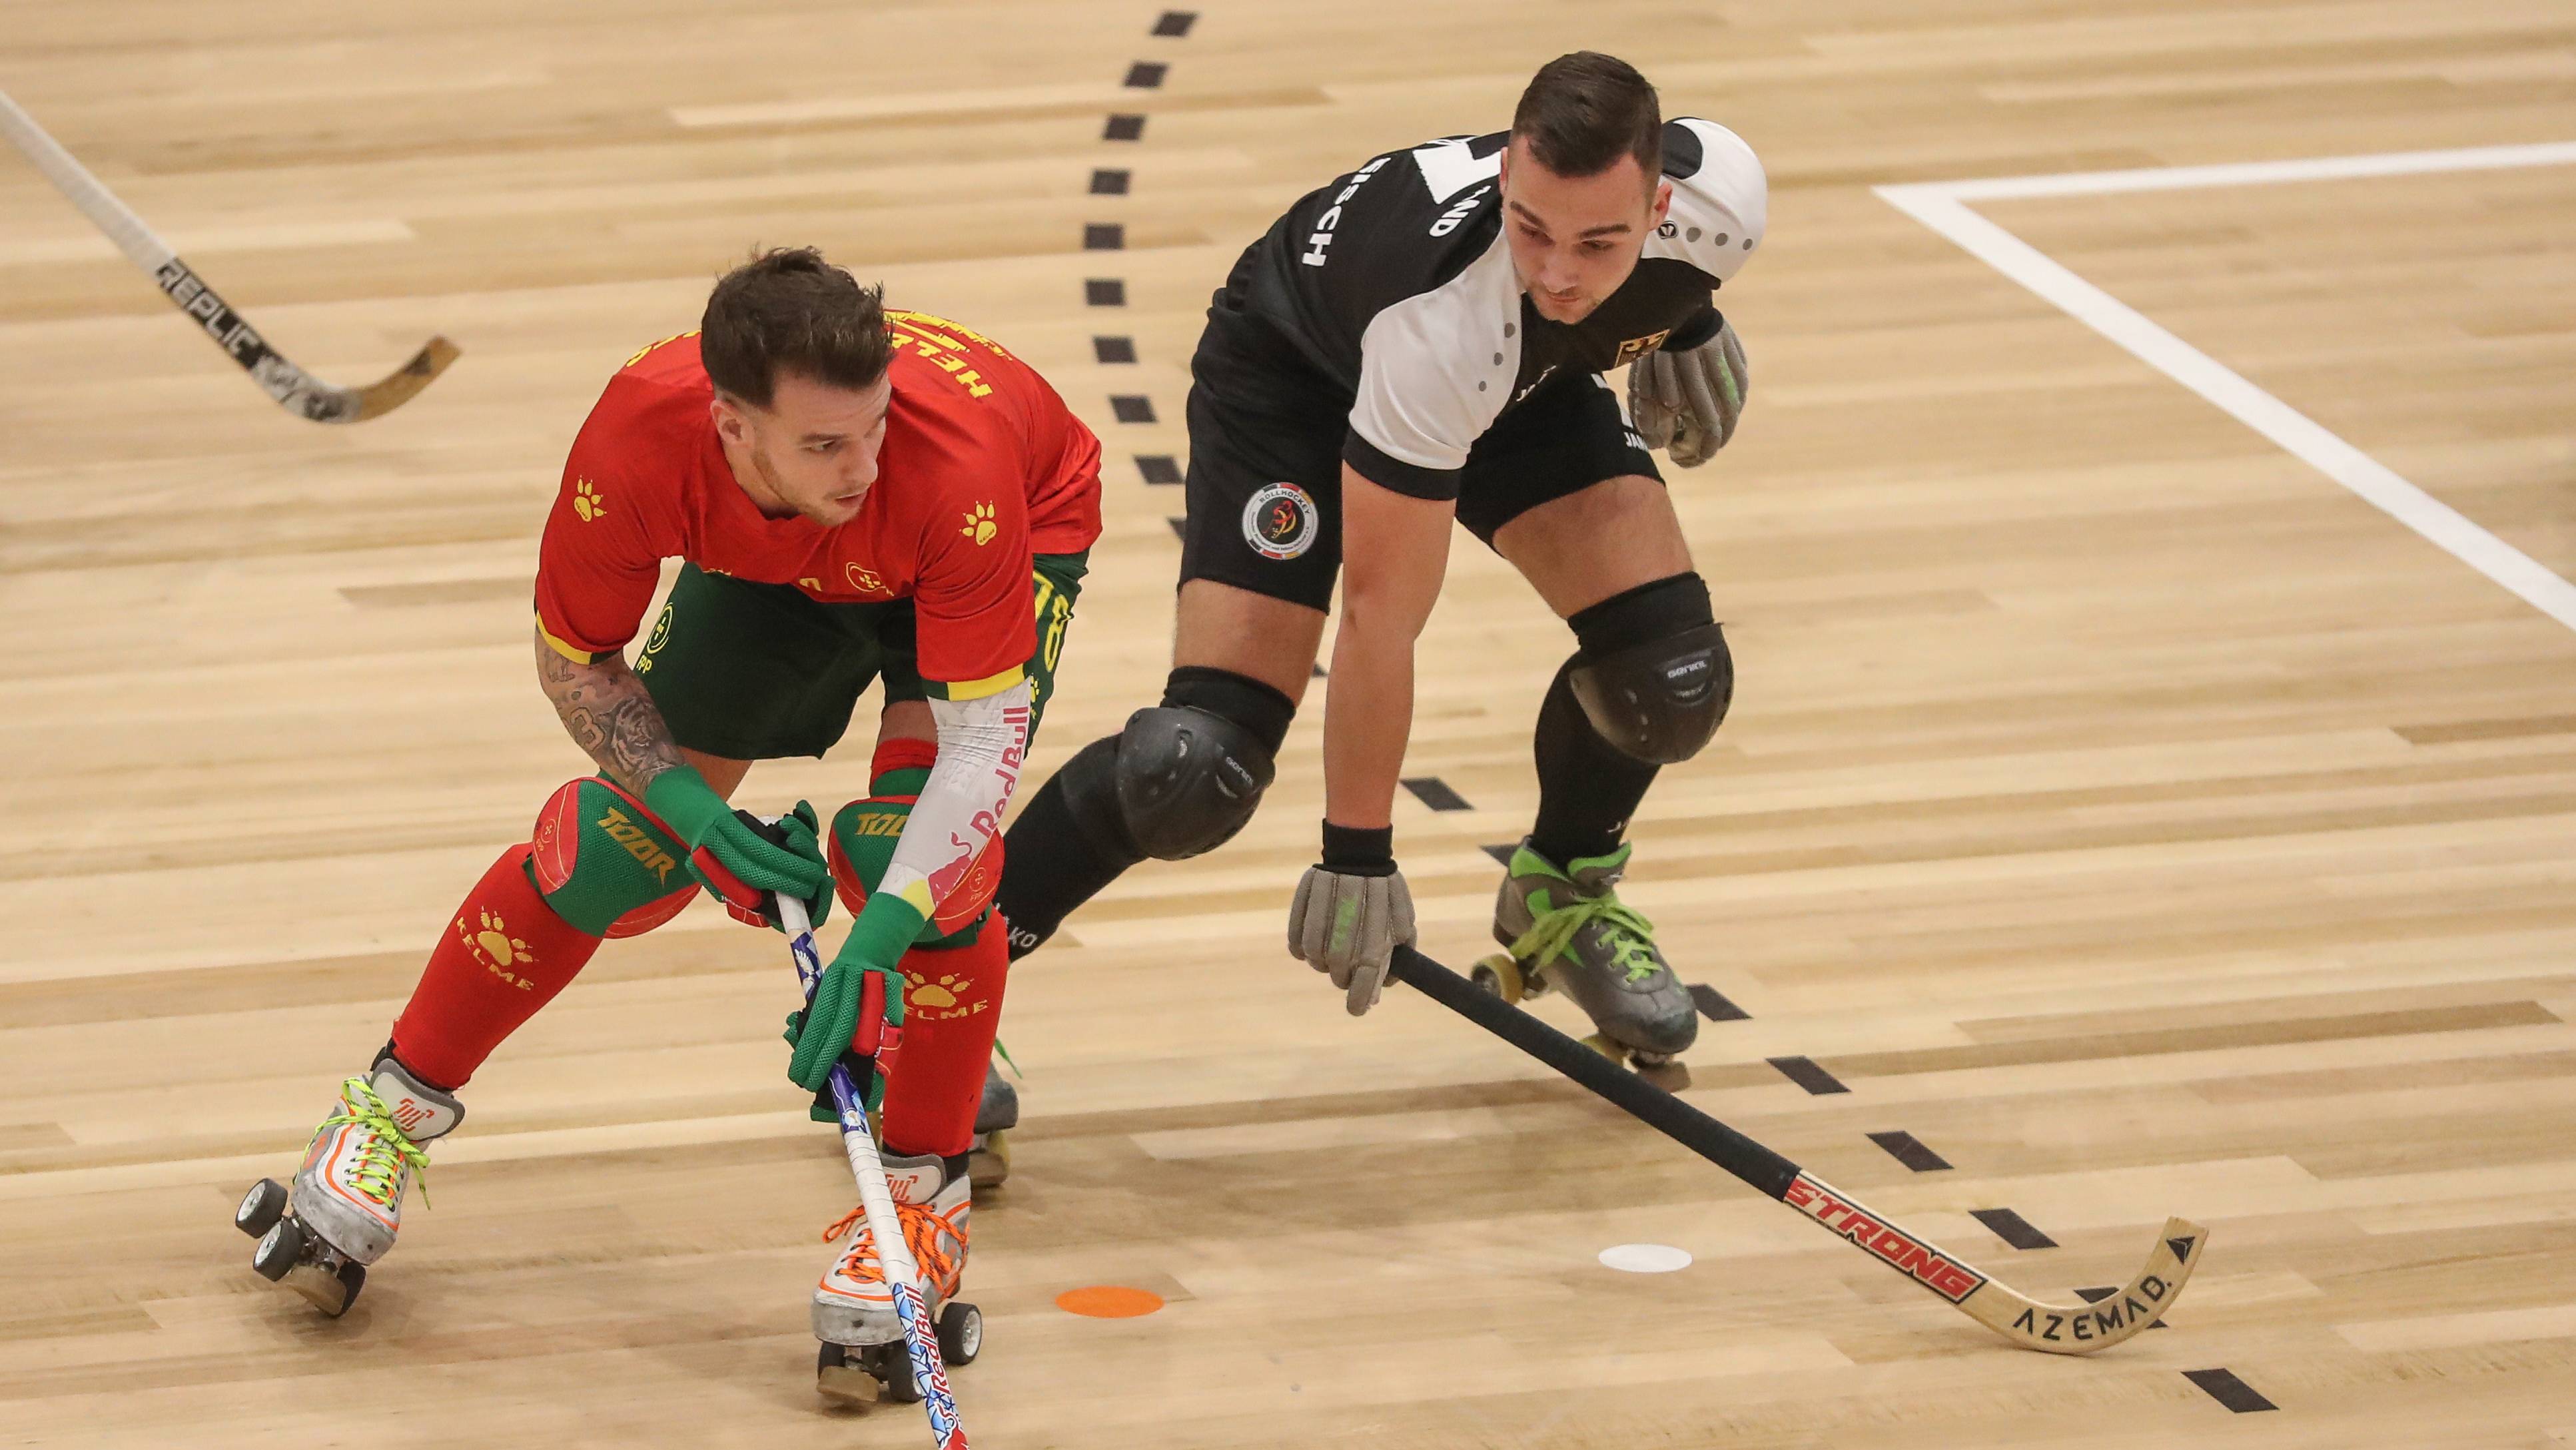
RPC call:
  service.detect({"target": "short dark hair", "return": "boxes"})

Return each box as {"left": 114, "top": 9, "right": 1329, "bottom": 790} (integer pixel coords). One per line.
{"left": 699, "top": 247, "right": 893, "bottom": 408}
{"left": 1510, "top": 52, "right": 1662, "bottom": 181}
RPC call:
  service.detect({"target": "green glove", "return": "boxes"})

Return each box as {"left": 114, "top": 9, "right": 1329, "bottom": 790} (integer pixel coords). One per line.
{"left": 642, "top": 765, "right": 832, "bottom": 930}
{"left": 785, "top": 892, "right": 930, "bottom": 1099}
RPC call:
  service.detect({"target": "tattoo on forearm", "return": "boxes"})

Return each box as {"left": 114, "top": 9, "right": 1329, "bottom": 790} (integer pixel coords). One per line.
{"left": 534, "top": 627, "right": 684, "bottom": 792}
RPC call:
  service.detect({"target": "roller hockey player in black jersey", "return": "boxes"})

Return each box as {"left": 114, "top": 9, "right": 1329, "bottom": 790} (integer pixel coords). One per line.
{"left": 988, "top": 50, "right": 1763, "bottom": 1135}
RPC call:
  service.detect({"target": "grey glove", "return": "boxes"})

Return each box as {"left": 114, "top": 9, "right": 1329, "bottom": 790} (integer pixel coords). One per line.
{"left": 1628, "top": 316, "right": 1748, "bottom": 468}
{"left": 1288, "top": 863, "right": 1416, "bottom": 1016}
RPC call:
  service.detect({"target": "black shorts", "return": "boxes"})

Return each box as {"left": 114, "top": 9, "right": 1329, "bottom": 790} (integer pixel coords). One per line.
{"left": 1174, "top": 362, "right": 1661, "bottom": 611}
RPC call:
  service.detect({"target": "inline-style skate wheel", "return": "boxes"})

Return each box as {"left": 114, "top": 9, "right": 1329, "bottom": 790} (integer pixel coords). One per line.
{"left": 251, "top": 1217, "right": 306, "bottom": 1281}
{"left": 236, "top": 1179, "right": 288, "bottom": 1238}
{"left": 816, "top": 1341, "right": 881, "bottom": 1403}
{"left": 938, "top": 1301, "right": 983, "bottom": 1365}
{"left": 1470, "top": 954, "right": 1525, "bottom": 1003}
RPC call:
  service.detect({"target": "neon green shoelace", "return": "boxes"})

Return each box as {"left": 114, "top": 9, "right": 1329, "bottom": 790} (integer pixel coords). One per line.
{"left": 324, "top": 1078, "right": 432, "bottom": 1208}
{"left": 1511, "top": 895, "right": 1662, "bottom": 984}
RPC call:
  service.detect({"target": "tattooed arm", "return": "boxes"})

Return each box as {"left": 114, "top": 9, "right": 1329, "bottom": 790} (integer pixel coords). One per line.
{"left": 533, "top": 624, "right": 685, "bottom": 795}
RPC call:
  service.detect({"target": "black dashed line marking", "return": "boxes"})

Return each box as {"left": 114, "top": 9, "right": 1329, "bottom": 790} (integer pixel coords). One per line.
{"left": 1104, "top": 114, "right": 1145, "bottom": 141}
{"left": 1767, "top": 1057, "right": 1849, "bottom": 1096}
{"left": 1083, "top": 223, "right": 1125, "bottom": 251}
{"left": 1090, "top": 168, "right": 1131, "bottom": 195}
{"left": 1136, "top": 455, "right": 1181, "bottom": 485}
{"left": 1688, "top": 984, "right": 1749, "bottom": 1022}
{"left": 1399, "top": 777, "right": 1472, "bottom": 812}
{"left": 1124, "top": 61, "right": 1168, "bottom": 88}
{"left": 1971, "top": 1208, "right": 2058, "bottom": 1250}
{"left": 2182, "top": 1369, "right": 2274, "bottom": 1411}
{"left": 1151, "top": 11, "right": 1196, "bottom": 37}
{"left": 1110, "top": 395, "right": 1156, "bottom": 424}
{"left": 1094, "top": 336, "right": 1137, "bottom": 364}
{"left": 1867, "top": 1131, "right": 1952, "bottom": 1173}
{"left": 1085, "top": 278, "right": 1126, "bottom": 307}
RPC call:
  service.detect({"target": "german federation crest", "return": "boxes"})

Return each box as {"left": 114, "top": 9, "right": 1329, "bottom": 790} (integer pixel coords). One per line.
{"left": 1242, "top": 482, "right": 1320, "bottom": 560}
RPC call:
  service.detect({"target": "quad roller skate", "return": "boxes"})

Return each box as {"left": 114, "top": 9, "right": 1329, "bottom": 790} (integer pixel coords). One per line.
{"left": 967, "top": 1056, "right": 1017, "bottom": 1192}
{"left": 1476, "top": 838, "right": 1696, "bottom": 1090}
{"left": 813, "top": 1152, "right": 982, "bottom": 1403}
{"left": 233, "top": 1055, "right": 460, "bottom": 1317}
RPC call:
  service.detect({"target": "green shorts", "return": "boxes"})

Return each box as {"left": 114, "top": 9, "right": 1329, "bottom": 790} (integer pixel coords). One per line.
{"left": 635, "top": 551, "right": 1086, "bottom": 761}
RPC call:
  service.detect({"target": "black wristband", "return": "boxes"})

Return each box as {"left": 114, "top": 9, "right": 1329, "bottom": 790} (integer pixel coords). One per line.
{"left": 1320, "top": 821, "right": 1396, "bottom": 877}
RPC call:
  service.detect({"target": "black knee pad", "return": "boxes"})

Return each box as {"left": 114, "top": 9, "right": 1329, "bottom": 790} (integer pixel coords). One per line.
{"left": 1565, "top": 573, "right": 1731, "bottom": 765}
{"left": 1058, "top": 668, "right": 1294, "bottom": 861}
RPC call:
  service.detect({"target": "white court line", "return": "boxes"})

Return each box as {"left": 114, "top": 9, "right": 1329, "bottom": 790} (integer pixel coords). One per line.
{"left": 1877, "top": 142, "right": 2576, "bottom": 633}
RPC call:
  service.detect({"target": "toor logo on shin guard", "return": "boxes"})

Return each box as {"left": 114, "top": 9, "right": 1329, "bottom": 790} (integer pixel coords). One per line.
{"left": 595, "top": 806, "right": 679, "bottom": 884}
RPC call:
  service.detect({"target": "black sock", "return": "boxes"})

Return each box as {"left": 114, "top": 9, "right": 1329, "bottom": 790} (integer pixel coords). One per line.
{"left": 995, "top": 758, "right": 1140, "bottom": 960}
{"left": 1529, "top": 656, "right": 1658, "bottom": 866}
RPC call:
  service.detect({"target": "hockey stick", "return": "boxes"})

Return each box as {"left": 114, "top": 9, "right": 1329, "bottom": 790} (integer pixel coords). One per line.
{"left": 1388, "top": 944, "right": 2205, "bottom": 1354}
{"left": 778, "top": 895, "right": 969, "bottom": 1449}
{"left": 0, "top": 87, "right": 456, "bottom": 424}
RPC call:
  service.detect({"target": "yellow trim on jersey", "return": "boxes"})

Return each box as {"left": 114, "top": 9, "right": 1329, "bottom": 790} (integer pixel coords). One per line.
{"left": 538, "top": 619, "right": 606, "bottom": 665}
{"left": 927, "top": 664, "right": 1027, "bottom": 701}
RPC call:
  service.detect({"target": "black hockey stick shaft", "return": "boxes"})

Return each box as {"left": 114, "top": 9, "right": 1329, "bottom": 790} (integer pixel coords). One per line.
{"left": 1388, "top": 944, "right": 1799, "bottom": 1200}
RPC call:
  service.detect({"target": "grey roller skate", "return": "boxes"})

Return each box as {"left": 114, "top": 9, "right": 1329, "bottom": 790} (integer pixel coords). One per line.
{"left": 233, "top": 1054, "right": 461, "bottom": 1316}
{"left": 968, "top": 1056, "right": 1018, "bottom": 1191}
{"left": 812, "top": 1152, "right": 981, "bottom": 1403}
{"left": 1476, "top": 839, "right": 1696, "bottom": 1088}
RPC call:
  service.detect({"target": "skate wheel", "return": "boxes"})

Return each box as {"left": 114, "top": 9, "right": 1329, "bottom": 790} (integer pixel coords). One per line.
{"left": 816, "top": 1341, "right": 882, "bottom": 1404}
{"left": 874, "top": 1343, "right": 921, "bottom": 1403}
{"left": 938, "top": 1301, "right": 983, "bottom": 1365}
{"left": 236, "top": 1179, "right": 288, "bottom": 1238}
{"left": 1470, "top": 953, "right": 1525, "bottom": 1004}
{"left": 251, "top": 1216, "right": 305, "bottom": 1281}
{"left": 967, "top": 1130, "right": 1011, "bottom": 1192}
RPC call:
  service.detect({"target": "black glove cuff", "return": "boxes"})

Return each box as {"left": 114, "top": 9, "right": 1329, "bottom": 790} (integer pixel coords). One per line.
{"left": 1665, "top": 307, "right": 1724, "bottom": 352}
{"left": 1320, "top": 821, "right": 1396, "bottom": 876}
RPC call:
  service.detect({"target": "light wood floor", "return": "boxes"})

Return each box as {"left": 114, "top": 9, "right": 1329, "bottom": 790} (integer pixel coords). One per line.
{"left": 6, "top": 1, "right": 2576, "bottom": 1445}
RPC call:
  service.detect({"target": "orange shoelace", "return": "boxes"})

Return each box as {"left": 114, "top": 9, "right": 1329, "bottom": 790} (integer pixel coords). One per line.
{"left": 822, "top": 1201, "right": 965, "bottom": 1291}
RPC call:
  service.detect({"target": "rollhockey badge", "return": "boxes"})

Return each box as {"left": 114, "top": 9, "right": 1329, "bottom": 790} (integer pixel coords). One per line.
{"left": 1242, "top": 482, "right": 1319, "bottom": 561}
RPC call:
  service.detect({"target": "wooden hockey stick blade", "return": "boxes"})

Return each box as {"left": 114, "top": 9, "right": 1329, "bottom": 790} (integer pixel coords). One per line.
{"left": 0, "top": 89, "right": 457, "bottom": 425}
{"left": 1783, "top": 1170, "right": 2206, "bottom": 1354}
{"left": 343, "top": 334, "right": 460, "bottom": 421}
{"left": 1387, "top": 945, "right": 2208, "bottom": 1355}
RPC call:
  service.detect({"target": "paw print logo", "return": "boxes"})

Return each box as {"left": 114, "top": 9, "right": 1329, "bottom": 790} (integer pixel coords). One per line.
{"left": 572, "top": 478, "right": 607, "bottom": 522}
{"left": 905, "top": 972, "right": 981, "bottom": 1018}
{"left": 462, "top": 908, "right": 536, "bottom": 977}
{"left": 959, "top": 502, "right": 997, "bottom": 547}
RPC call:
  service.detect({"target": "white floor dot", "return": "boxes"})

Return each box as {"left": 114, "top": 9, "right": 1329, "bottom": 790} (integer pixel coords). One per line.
{"left": 1598, "top": 1242, "right": 1693, "bottom": 1273}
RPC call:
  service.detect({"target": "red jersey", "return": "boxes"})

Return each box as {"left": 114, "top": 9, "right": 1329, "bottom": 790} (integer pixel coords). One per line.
{"left": 534, "top": 310, "right": 1102, "bottom": 695}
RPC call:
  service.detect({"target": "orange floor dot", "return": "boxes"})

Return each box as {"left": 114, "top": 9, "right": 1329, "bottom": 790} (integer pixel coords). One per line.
{"left": 1055, "top": 1285, "right": 1164, "bottom": 1318}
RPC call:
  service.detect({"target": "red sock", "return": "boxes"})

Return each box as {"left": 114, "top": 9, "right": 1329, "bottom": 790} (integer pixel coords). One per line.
{"left": 881, "top": 922, "right": 1008, "bottom": 1160}
{"left": 390, "top": 845, "right": 605, "bottom": 1089}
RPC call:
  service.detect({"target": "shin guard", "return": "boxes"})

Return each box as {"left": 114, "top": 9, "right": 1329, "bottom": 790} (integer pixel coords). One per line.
{"left": 390, "top": 845, "right": 605, "bottom": 1088}
{"left": 879, "top": 918, "right": 1009, "bottom": 1161}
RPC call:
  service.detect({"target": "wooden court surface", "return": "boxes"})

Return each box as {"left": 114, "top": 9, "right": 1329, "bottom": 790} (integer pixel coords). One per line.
{"left": 5, "top": 1, "right": 2575, "bottom": 1444}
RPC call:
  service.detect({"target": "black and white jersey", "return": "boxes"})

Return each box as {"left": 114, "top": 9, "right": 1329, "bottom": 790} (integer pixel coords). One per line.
{"left": 1198, "top": 118, "right": 1767, "bottom": 499}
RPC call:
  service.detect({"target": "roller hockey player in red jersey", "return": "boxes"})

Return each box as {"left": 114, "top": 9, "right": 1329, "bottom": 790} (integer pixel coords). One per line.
{"left": 232, "top": 251, "right": 1100, "bottom": 1383}
{"left": 987, "top": 51, "right": 1762, "bottom": 1118}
